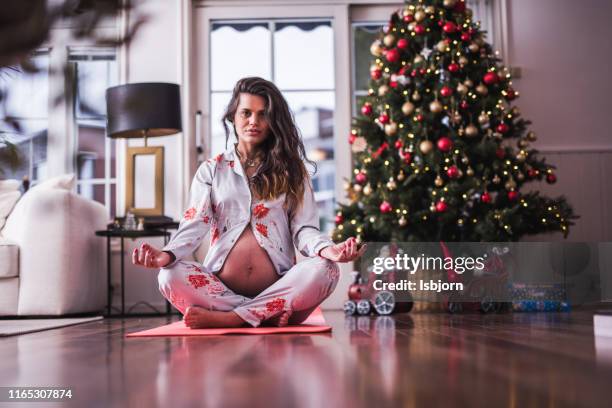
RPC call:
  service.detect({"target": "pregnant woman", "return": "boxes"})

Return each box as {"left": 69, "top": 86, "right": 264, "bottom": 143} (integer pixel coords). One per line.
{"left": 132, "top": 77, "right": 365, "bottom": 328}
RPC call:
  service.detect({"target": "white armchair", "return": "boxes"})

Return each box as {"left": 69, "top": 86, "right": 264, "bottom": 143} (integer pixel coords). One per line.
{"left": 0, "top": 187, "right": 108, "bottom": 316}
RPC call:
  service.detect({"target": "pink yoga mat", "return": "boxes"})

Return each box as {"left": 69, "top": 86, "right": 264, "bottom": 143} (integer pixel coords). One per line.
{"left": 126, "top": 308, "right": 331, "bottom": 337}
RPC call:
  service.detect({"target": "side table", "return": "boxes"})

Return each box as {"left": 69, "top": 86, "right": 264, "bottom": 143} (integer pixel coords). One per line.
{"left": 96, "top": 228, "right": 173, "bottom": 317}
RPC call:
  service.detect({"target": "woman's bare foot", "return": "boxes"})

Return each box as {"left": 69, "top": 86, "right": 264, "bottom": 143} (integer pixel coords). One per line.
{"left": 265, "top": 311, "right": 292, "bottom": 327}
{"left": 183, "top": 306, "right": 246, "bottom": 328}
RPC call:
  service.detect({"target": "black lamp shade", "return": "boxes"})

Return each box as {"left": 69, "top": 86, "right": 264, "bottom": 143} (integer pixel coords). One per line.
{"left": 105, "top": 82, "right": 182, "bottom": 139}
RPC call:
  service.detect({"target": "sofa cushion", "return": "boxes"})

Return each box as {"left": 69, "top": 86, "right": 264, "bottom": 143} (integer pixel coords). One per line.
{"left": 0, "top": 237, "right": 19, "bottom": 278}
{"left": 0, "top": 190, "right": 21, "bottom": 231}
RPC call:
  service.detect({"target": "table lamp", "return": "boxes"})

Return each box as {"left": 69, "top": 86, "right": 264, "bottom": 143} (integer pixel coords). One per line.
{"left": 106, "top": 82, "right": 182, "bottom": 220}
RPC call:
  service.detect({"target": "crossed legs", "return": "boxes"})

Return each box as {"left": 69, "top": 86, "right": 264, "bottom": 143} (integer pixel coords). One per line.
{"left": 157, "top": 256, "right": 340, "bottom": 328}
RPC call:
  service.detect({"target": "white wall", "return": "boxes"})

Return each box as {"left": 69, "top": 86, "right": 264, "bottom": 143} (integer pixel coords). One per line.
{"left": 119, "top": 0, "right": 612, "bottom": 311}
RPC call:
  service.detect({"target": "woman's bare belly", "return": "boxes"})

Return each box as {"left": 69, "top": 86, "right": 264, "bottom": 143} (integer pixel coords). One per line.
{"left": 217, "top": 224, "right": 279, "bottom": 297}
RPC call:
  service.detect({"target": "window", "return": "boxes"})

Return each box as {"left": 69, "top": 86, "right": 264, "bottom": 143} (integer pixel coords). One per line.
{"left": 209, "top": 19, "right": 336, "bottom": 231}
{"left": 0, "top": 51, "right": 50, "bottom": 183}
{"left": 69, "top": 49, "right": 118, "bottom": 218}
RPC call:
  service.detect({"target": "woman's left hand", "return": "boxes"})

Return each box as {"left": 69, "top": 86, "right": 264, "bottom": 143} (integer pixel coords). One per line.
{"left": 319, "top": 237, "right": 366, "bottom": 263}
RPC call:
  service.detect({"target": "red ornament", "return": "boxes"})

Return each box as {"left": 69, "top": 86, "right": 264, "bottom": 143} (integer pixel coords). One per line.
{"left": 507, "top": 191, "right": 519, "bottom": 201}
{"left": 361, "top": 103, "right": 372, "bottom": 116}
{"left": 355, "top": 172, "right": 367, "bottom": 184}
{"left": 454, "top": 0, "right": 466, "bottom": 13}
{"left": 460, "top": 100, "right": 469, "bottom": 110}
{"left": 437, "top": 136, "right": 453, "bottom": 152}
{"left": 403, "top": 14, "right": 414, "bottom": 23}
{"left": 497, "top": 123, "right": 509, "bottom": 133}
{"left": 440, "top": 86, "right": 453, "bottom": 97}
{"left": 335, "top": 214, "right": 344, "bottom": 224}
{"left": 416, "top": 114, "right": 424, "bottom": 122}
{"left": 443, "top": 22, "right": 457, "bottom": 34}
{"left": 505, "top": 87, "right": 517, "bottom": 100}
{"left": 496, "top": 148, "right": 505, "bottom": 159}
{"left": 468, "top": 28, "right": 477, "bottom": 35}
{"left": 460, "top": 32, "right": 471, "bottom": 42}
{"left": 438, "top": 20, "right": 445, "bottom": 27}
{"left": 414, "top": 24, "right": 425, "bottom": 35}
{"left": 435, "top": 201, "right": 448, "bottom": 213}
{"left": 394, "top": 140, "right": 403, "bottom": 149}
{"left": 410, "top": 69, "right": 418, "bottom": 78}
{"left": 483, "top": 71, "right": 500, "bottom": 85}
{"left": 546, "top": 173, "right": 557, "bottom": 184}
{"left": 528, "top": 169, "right": 539, "bottom": 178}
{"left": 447, "top": 63, "right": 460, "bottom": 73}
{"left": 400, "top": 149, "right": 412, "bottom": 164}
{"left": 397, "top": 38, "right": 409, "bottom": 49}
{"left": 481, "top": 192, "right": 492, "bottom": 203}
{"left": 390, "top": 80, "right": 398, "bottom": 88}
{"left": 349, "top": 133, "right": 356, "bottom": 144}
{"left": 447, "top": 165, "right": 460, "bottom": 179}
{"left": 370, "top": 69, "right": 382, "bottom": 80}
{"left": 378, "top": 113, "right": 390, "bottom": 124}
{"left": 385, "top": 48, "right": 400, "bottom": 63}
{"left": 419, "top": 68, "right": 426, "bottom": 75}
{"left": 380, "top": 201, "right": 393, "bottom": 213}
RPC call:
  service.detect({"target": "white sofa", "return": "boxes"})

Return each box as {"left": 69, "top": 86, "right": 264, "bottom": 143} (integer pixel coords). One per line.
{"left": 0, "top": 186, "right": 108, "bottom": 316}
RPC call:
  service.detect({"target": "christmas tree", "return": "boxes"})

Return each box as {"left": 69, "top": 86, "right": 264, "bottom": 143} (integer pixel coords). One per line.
{"left": 333, "top": 0, "right": 577, "bottom": 243}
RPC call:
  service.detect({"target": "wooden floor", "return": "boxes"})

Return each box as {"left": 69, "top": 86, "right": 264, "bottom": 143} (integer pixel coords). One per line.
{"left": 1, "top": 310, "right": 611, "bottom": 407}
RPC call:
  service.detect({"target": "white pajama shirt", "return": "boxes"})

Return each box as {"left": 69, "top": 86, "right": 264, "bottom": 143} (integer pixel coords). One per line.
{"left": 158, "top": 144, "right": 339, "bottom": 326}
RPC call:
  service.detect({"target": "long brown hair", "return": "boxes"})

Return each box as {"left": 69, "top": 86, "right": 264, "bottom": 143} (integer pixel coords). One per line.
{"left": 222, "top": 77, "right": 316, "bottom": 213}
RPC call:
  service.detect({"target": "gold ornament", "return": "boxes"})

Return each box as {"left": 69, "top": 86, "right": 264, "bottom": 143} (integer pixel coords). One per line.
{"left": 518, "top": 139, "right": 529, "bottom": 148}
{"left": 412, "top": 90, "right": 421, "bottom": 101}
{"left": 443, "top": 0, "right": 458, "bottom": 8}
{"left": 516, "top": 152, "right": 527, "bottom": 162}
{"left": 343, "top": 181, "right": 351, "bottom": 191}
{"left": 464, "top": 79, "right": 474, "bottom": 88}
{"left": 385, "top": 122, "right": 398, "bottom": 136}
{"left": 370, "top": 40, "right": 383, "bottom": 57}
{"left": 517, "top": 172, "right": 525, "bottom": 181}
{"left": 476, "top": 83, "right": 488, "bottom": 95}
{"left": 378, "top": 84, "right": 390, "bottom": 96}
{"left": 457, "top": 84, "right": 468, "bottom": 95}
{"left": 459, "top": 56, "right": 469, "bottom": 66}
{"left": 451, "top": 111, "right": 462, "bottom": 125}
{"left": 402, "top": 101, "right": 415, "bottom": 115}
{"left": 468, "top": 43, "right": 480, "bottom": 53}
{"left": 351, "top": 136, "right": 367, "bottom": 153}
{"left": 397, "top": 171, "right": 405, "bottom": 181}
{"left": 429, "top": 100, "right": 443, "bottom": 113}
{"left": 399, "top": 216, "right": 407, "bottom": 226}
{"left": 527, "top": 131, "right": 537, "bottom": 142}
{"left": 436, "top": 40, "right": 447, "bottom": 53}
{"left": 420, "top": 140, "right": 434, "bottom": 154}
{"left": 386, "top": 178, "right": 397, "bottom": 190}
{"left": 458, "top": 127, "right": 465, "bottom": 136}
{"left": 425, "top": 6, "right": 435, "bottom": 14}
{"left": 435, "top": 175, "right": 444, "bottom": 187}
{"left": 353, "top": 184, "right": 363, "bottom": 192}
{"left": 505, "top": 179, "right": 517, "bottom": 190}
{"left": 414, "top": 55, "right": 424, "bottom": 64}
{"left": 461, "top": 156, "right": 469, "bottom": 164}
{"left": 465, "top": 124, "right": 479, "bottom": 137}
{"left": 478, "top": 111, "right": 490, "bottom": 125}
{"left": 383, "top": 34, "right": 396, "bottom": 47}
{"left": 466, "top": 167, "right": 474, "bottom": 176}
{"left": 492, "top": 175, "right": 501, "bottom": 184}
{"left": 414, "top": 10, "right": 426, "bottom": 22}
{"left": 363, "top": 184, "right": 372, "bottom": 195}
{"left": 430, "top": 204, "right": 437, "bottom": 212}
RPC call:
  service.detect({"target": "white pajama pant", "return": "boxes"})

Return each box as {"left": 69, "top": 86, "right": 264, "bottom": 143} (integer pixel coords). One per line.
{"left": 158, "top": 256, "right": 340, "bottom": 327}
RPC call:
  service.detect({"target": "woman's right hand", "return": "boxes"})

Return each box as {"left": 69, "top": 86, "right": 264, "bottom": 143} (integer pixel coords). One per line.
{"left": 132, "top": 242, "right": 172, "bottom": 269}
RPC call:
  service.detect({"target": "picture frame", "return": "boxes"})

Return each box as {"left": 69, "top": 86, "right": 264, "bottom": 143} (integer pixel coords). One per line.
{"left": 125, "top": 146, "right": 164, "bottom": 216}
